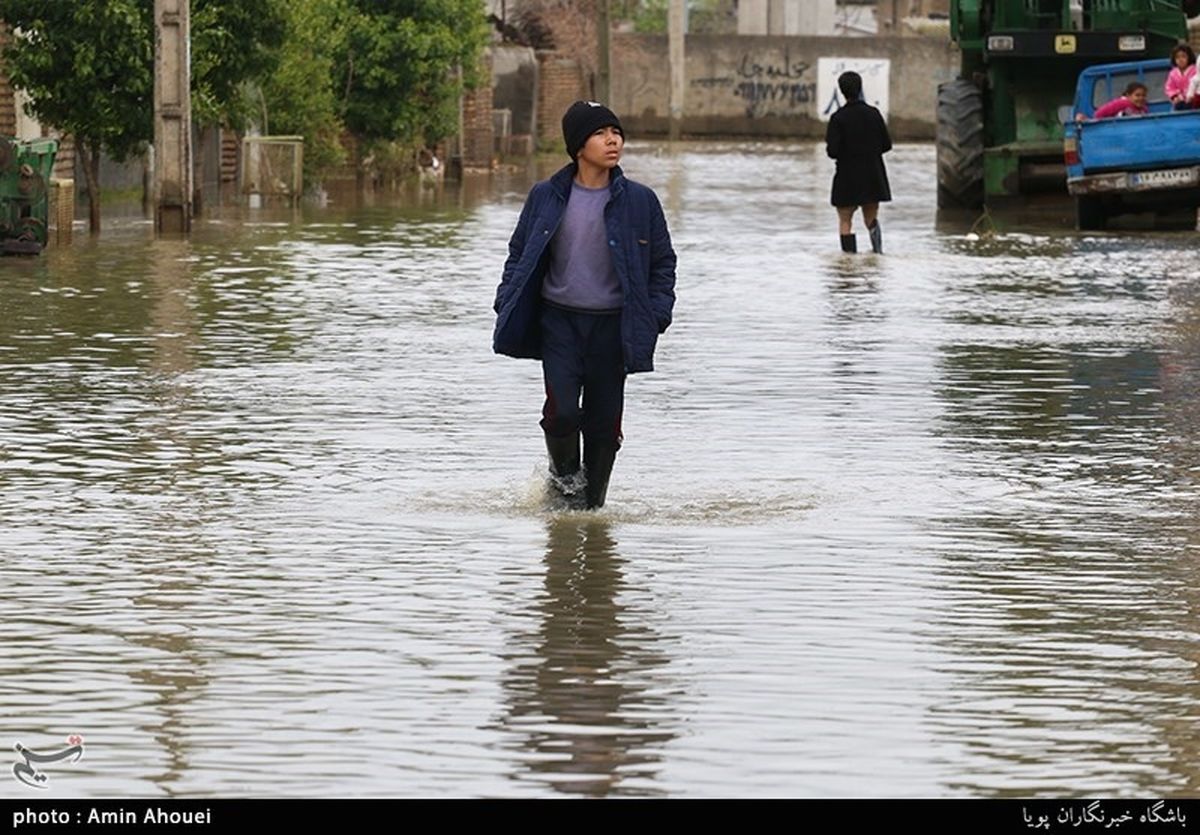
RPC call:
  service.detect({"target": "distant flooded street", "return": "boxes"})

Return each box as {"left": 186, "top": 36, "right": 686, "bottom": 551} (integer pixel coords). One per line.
{"left": 3, "top": 141, "right": 1200, "bottom": 798}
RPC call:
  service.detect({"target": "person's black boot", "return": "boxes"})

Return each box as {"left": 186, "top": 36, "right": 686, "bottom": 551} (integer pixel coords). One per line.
{"left": 545, "top": 431, "right": 585, "bottom": 508}
{"left": 583, "top": 442, "right": 618, "bottom": 510}
{"left": 840, "top": 233, "right": 857, "bottom": 253}
{"left": 867, "top": 220, "right": 883, "bottom": 254}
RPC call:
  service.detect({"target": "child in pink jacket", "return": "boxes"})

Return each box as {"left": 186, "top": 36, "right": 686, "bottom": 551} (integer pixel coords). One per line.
{"left": 1093, "top": 82, "right": 1149, "bottom": 119}
{"left": 1166, "top": 43, "right": 1196, "bottom": 109}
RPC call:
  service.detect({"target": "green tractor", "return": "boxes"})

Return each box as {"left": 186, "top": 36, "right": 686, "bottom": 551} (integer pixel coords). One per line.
{"left": 0, "top": 136, "right": 58, "bottom": 254}
{"left": 937, "top": 0, "right": 1200, "bottom": 209}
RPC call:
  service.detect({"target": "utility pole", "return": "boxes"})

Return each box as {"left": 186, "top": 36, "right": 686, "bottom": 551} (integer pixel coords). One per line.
{"left": 668, "top": 0, "right": 685, "bottom": 141}
{"left": 153, "top": 0, "right": 192, "bottom": 233}
{"left": 597, "top": 0, "right": 611, "bottom": 103}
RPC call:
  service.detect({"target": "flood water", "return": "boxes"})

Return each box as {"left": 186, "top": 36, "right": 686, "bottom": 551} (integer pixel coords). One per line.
{"left": 3, "top": 141, "right": 1200, "bottom": 798}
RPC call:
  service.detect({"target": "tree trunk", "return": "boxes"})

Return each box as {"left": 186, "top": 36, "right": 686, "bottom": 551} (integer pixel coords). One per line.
{"left": 81, "top": 142, "right": 102, "bottom": 234}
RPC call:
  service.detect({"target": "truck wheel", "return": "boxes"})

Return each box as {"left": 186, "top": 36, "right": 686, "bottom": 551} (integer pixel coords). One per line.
{"left": 1076, "top": 196, "right": 1106, "bottom": 231}
{"left": 937, "top": 79, "right": 984, "bottom": 209}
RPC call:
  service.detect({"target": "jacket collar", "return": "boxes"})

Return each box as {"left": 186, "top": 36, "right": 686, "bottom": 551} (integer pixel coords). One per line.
{"left": 549, "top": 162, "right": 626, "bottom": 199}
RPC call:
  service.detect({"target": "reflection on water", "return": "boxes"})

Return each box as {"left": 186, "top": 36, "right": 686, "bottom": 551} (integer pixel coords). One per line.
{"left": 2, "top": 143, "right": 1200, "bottom": 796}
{"left": 497, "top": 518, "right": 674, "bottom": 797}
{"left": 924, "top": 230, "right": 1200, "bottom": 797}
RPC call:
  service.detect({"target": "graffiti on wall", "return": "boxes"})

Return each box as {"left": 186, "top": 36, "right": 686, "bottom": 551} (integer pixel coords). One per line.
{"left": 734, "top": 78, "right": 818, "bottom": 111}
{"left": 689, "top": 48, "right": 819, "bottom": 118}
{"left": 686, "top": 50, "right": 894, "bottom": 121}
{"left": 816, "top": 57, "right": 891, "bottom": 120}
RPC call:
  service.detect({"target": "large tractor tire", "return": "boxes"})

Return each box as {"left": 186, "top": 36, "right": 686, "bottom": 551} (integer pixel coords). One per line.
{"left": 937, "top": 79, "right": 985, "bottom": 210}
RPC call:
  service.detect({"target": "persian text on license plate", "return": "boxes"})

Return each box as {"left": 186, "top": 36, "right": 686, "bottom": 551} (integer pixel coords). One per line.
{"left": 1130, "top": 168, "right": 1196, "bottom": 188}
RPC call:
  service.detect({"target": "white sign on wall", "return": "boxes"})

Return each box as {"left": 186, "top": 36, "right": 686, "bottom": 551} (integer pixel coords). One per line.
{"left": 816, "top": 57, "right": 890, "bottom": 122}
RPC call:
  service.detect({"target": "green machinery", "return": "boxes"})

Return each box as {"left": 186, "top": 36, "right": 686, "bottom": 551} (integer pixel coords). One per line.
{"left": 0, "top": 136, "right": 58, "bottom": 254}
{"left": 937, "top": 0, "right": 1200, "bottom": 208}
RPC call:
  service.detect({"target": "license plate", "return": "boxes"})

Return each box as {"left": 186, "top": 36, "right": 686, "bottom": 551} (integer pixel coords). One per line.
{"left": 1130, "top": 168, "right": 1197, "bottom": 188}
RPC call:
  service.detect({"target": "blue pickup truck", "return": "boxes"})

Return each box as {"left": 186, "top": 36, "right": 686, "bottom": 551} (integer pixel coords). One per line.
{"left": 1064, "top": 58, "right": 1200, "bottom": 229}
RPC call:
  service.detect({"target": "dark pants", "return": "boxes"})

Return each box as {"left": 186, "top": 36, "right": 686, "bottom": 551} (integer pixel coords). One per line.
{"left": 539, "top": 305, "right": 625, "bottom": 448}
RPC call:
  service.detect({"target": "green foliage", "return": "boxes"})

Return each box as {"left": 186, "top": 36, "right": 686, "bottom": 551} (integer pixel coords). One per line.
{"left": 0, "top": 0, "right": 289, "bottom": 147}
{"left": 259, "top": 0, "right": 352, "bottom": 182}
{"left": 0, "top": 0, "right": 492, "bottom": 192}
{"left": 192, "top": 0, "right": 288, "bottom": 128}
{"left": 338, "top": 0, "right": 489, "bottom": 147}
{"left": 0, "top": 0, "right": 154, "bottom": 162}
{"left": 630, "top": 0, "right": 668, "bottom": 34}
{"left": 365, "top": 137, "right": 425, "bottom": 182}
{"left": 619, "top": 0, "right": 735, "bottom": 36}
{"left": 263, "top": 0, "right": 489, "bottom": 184}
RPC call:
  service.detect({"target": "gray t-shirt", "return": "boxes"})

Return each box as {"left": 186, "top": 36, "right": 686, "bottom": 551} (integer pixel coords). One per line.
{"left": 542, "top": 182, "right": 622, "bottom": 311}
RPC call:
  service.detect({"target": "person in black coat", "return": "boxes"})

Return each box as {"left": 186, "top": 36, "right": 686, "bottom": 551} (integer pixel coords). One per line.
{"left": 825, "top": 71, "right": 892, "bottom": 253}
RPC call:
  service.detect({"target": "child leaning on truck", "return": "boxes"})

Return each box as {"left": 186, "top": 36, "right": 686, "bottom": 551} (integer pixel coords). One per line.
{"left": 1091, "top": 82, "right": 1150, "bottom": 119}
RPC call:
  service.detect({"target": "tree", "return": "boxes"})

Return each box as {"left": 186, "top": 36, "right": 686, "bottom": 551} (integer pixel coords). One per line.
{"left": 0, "top": 1, "right": 154, "bottom": 233}
{"left": 191, "top": 0, "right": 287, "bottom": 212}
{"left": 338, "top": 0, "right": 489, "bottom": 181}
{"left": 259, "top": 0, "right": 352, "bottom": 188}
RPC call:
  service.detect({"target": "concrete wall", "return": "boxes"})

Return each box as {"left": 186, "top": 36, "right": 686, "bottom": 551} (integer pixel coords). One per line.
{"left": 877, "top": 0, "right": 952, "bottom": 34}
{"left": 74, "top": 126, "right": 232, "bottom": 208}
{"left": 13, "top": 88, "right": 38, "bottom": 140}
{"left": 611, "top": 33, "right": 959, "bottom": 140}
{"left": 75, "top": 152, "right": 145, "bottom": 198}
{"left": 739, "top": 0, "right": 837, "bottom": 36}
{"left": 493, "top": 45, "right": 538, "bottom": 139}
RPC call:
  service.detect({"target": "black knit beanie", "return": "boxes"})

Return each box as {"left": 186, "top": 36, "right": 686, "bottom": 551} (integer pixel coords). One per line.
{"left": 561, "top": 100, "right": 624, "bottom": 159}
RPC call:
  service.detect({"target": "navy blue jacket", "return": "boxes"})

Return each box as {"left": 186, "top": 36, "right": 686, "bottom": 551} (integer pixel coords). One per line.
{"left": 492, "top": 164, "right": 676, "bottom": 373}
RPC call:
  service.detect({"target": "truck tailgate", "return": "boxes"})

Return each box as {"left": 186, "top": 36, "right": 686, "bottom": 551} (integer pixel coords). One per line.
{"left": 1079, "top": 111, "right": 1200, "bottom": 173}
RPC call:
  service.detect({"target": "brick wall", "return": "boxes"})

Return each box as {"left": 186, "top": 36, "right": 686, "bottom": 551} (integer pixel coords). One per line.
{"left": 48, "top": 176, "right": 73, "bottom": 245}
{"left": 220, "top": 129, "right": 238, "bottom": 185}
{"left": 51, "top": 133, "right": 74, "bottom": 181}
{"left": 513, "top": 0, "right": 598, "bottom": 88}
{"left": 461, "top": 52, "right": 494, "bottom": 169}
{"left": 0, "top": 26, "right": 15, "bottom": 138}
{"left": 537, "top": 51, "right": 584, "bottom": 150}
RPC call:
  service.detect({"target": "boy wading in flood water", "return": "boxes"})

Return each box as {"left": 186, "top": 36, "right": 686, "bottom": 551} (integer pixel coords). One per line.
{"left": 493, "top": 101, "right": 677, "bottom": 510}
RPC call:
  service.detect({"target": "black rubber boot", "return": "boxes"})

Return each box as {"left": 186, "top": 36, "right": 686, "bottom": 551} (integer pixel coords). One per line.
{"left": 545, "top": 431, "right": 585, "bottom": 508}
{"left": 840, "top": 233, "right": 857, "bottom": 253}
{"left": 867, "top": 220, "right": 883, "bottom": 254}
{"left": 583, "top": 442, "right": 618, "bottom": 510}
